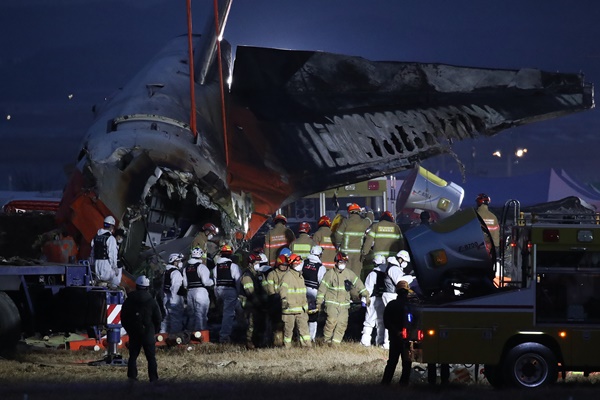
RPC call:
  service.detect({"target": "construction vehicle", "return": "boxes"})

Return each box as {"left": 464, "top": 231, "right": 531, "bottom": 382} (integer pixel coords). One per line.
{"left": 403, "top": 196, "right": 600, "bottom": 388}
{"left": 0, "top": 261, "right": 125, "bottom": 364}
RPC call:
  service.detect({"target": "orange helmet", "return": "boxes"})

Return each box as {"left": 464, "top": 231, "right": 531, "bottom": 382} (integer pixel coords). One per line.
{"left": 202, "top": 223, "right": 218, "bottom": 235}
{"left": 276, "top": 254, "right": 289, "bottom": 266}
{"left": 288, "top": 253, "right": 302, "bottom": 265}
{"left": 220, "top": 244, "right": 233, "bottom": 255}
{"left": 334, "top": 252, "right": 349, "bottom": 263}
{"left": 347, "top": 203, "right": 361, "bottom": 213}
{"left": 318, "top": 215, "right": 331, "bottom": 227}
{"left": 298, "top": 222, "right": 311, "bottom": 234}
{"left": 380, "top": 211, "right": 394, "bottom": 222}
{"left": 273, "top": 214, "right": 287, "bottom": 224}
{"left": 476, "top": 193, "right": 491, "bottom": 206}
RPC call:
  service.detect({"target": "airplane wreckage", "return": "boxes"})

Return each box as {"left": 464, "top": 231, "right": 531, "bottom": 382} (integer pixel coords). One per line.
{"left": 55, "top": 0, "right": 594, "bottom": 268}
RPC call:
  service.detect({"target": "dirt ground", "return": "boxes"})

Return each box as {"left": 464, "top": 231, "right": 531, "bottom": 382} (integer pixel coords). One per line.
{"left": 2, "top": 342, "right": 600, "bottom": 400}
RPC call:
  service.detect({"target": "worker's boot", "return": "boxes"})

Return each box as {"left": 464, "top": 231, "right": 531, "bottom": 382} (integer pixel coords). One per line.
{"left": 360, "top": 327, "right": 373, "bottom": 346}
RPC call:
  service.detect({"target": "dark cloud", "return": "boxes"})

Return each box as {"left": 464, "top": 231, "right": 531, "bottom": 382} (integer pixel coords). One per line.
{"left": 1, "top": 0, "right": 599, "bottom": 190}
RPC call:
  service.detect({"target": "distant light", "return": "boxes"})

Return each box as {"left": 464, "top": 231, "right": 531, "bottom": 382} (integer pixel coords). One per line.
{"left": 5, "top": 114, "right": 10, "bottom": 121}
{"left": 68, "top": 94, "right": 74, "bottom": 100}
{"left": 515, "top": 148, "right": 528, "bottom": 158}
{"left": 492, "top": 150, "right": 501, "bottom": 158}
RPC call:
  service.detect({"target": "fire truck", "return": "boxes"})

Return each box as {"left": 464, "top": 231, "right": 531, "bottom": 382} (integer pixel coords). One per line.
{"left": 405, "top": 199, "right": 600, "bottom": 388}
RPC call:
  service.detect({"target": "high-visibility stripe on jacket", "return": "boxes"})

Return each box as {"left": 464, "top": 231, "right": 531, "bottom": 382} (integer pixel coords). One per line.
{"left": 334, "top": 213, "right": 372, "bottom": 255}
{"left": 291, "top": 233, "right": 316, "bottom": 259}
{"left": 264, "top": 223, "right": 295, "bottom": 266}
{"left": 361, "top": 220, "right": 404, "bottom": 257}
{"left": 317, "top": 268, "right": 368, "bottom": 308}
{"left": 280, "top": 270, "right": 308, "bottom": 314}
{"left": 313, "top": 226, "right": 336, "bottom": 268}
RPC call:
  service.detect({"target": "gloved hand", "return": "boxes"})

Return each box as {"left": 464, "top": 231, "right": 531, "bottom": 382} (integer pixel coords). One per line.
{"left": 281, "top": 298, "right": 289, "bottom": 310}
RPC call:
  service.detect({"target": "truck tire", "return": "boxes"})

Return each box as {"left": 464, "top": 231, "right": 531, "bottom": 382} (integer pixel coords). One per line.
{"left": 0, "top": 292, "right": 21, "bottom": 356}
{"left": 483, "top": 364, "right": 504, "bottom": 388}
{"left": 503, "top": 343, "right": 558, "bottom": 388}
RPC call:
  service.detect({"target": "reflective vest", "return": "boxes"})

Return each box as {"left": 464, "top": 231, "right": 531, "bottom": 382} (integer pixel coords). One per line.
{"left": 302, "top": 259, "right": 321, "bottom": 289}
{"left": 372, "top": 270, "right": 395, "bottom": 296}
{"left": 215, "top": 260, "right": 235, "bottom": 287}
{"left": 93, "top": 232, "right": 111, "bottom": 260}
{"left": 185, "top": 261, "right": 205, "bottom": 289}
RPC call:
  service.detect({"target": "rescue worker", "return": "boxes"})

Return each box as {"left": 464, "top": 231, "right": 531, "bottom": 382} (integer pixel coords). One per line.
{"left": 476, "top": 193, "right": 500, "bottom": 251}
{"left": 212, "top": 244, "right": 242, "bottom": 343}
{"left": 290, "top": 222, "right": 316, "bottom": 260}
{"left": 240, "top": 253, "right": 269, "bottom": 348}
{"left": 121, "top": 275, "right": 162, "bottom": 382}
{"left": 317, "top": 252, "right": 370, "bottom": 345}
{"left": 312, "top": 215, "right": 337, "bottom": 269}
{"left": 264, "top": 214, "right": 295, "bottom": 266}
{"left": 334, "top": 203, "right": 374, "bottom": 278}
{"left": 191, "top": 222, "right": 219, "bottom": 265}
{"left": 362, "top": 211, "right": 405, "bottom": 260}
{"left": 302, "top": 245, "right": 327, "bottom": 341}
{"left": 279, "top": 254, "right": 312, "bottom": 347}
{"left": 265, "top": 254, "right": 289, "bottom": 346}
{"left": 381, "top": 280, "right": 413, "bottom": 386}
{"left": 184, "top": 246, "right": 214, "bottom": 332}
{"left": 160, "top": 253, "right": 186, "bottom": 334}
{"left": 360, "top": 255, "right": 390, "bottom": 347}
{"left": 90, "top": 215, "right": 121, "bottom": 287}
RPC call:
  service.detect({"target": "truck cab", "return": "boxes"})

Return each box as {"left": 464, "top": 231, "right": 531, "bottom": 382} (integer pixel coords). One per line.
{"left": 407, "top": 201, "right": 600, "bottom": 388}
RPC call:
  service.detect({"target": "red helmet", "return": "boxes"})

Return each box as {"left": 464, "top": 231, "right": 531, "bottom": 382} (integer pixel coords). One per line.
{"left": 318, "top": 215, "right": 331, "bottom": 227}
{"left": 220, "top": 244, "right": 233, "bottom": 255}
{"left": 347, "top": 203, "right": 361, "bottom": 213}
{"left": 249, "top": 253, "right": 261, "bottom": 264}
{"left": 202, "top": 223, "right": 218, "bottom": 235}
{"left": 380, "top": 211, "right": 394, "bottom": 222}
{"left": 288, "top": 253, "right": 303, "bottom": 265}
{"left": 298, "top": 222, "right": 311, "bottom": 234}
{"left": 476, "top": 193, "right": 491, "bottom": 206}
{"left": 273, "top": 214, "right": 287, "bottom": 224}
{"left": 334, "top": 252, "right": 349, "bottom": 263}
{"left": 276, "top": 254, "right": 289, "bottom": 266}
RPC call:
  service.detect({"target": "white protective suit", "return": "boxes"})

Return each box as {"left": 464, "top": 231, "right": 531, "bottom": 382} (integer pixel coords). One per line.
{"left": 185, "top": 258, "right": 214, "bottom": 331}
{"left": 212, "top": 256, "right": 242, "bottom": 343}
{"left": 90, "top": 228, "right": 121, "bottom": 287}
{"left": 161, "top": 263, "right": 186, "bottom": 333}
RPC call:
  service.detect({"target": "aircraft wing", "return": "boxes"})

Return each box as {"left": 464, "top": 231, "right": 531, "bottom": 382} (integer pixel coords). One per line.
{"left": 228, "top": 46, "right": 594, "bottom": 226}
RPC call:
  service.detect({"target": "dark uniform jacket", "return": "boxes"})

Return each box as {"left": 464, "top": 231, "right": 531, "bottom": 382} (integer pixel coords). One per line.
{"left": 121, "top": 289, "right": 162, "bottom": 336}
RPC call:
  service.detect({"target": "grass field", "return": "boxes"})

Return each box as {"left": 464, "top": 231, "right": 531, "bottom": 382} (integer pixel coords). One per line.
{"left": 2, "top": 341, "right": 600, "bottom": 400}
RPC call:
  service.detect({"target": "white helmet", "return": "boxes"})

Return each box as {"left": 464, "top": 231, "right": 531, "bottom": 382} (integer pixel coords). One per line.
{"left": 135, "top": 275, "right": 150, "bottom": 288}
{"left": 397, "top": 250, "right": 411, "bottom": 263}
{"left": 259, "top": 253, "right": 269, "bottom": 264}
{"left": 190, "top": 246, "right": 204, "bottom": 259}
{"left": 104, "top": 215, "right": 116, "bottom": 226}
{"left": 168, "top": 253, "right": 184, "bottom": 264}
{"left": 310, "top": 245, "right": 323, "bottom": 257}
{"left": 373, "top": 254, "right": 386, "bottom": 265}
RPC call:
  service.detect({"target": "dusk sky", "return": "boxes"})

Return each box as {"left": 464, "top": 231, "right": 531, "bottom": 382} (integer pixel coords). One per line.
{"left": 1, "top": 0, "right": 599, "bottom": 192}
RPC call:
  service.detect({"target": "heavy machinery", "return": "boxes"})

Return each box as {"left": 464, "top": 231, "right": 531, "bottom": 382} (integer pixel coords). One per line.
{"left": 403, "top": 195, "right": 600, "bottom": 388}
{"left": 0, "top": 262, "right": 125, "bottom": 363}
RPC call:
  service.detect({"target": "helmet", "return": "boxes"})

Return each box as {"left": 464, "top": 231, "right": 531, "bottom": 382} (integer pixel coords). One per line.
{"left": 279, "top": 247, "right": 292, "bottom": 257}
{"left": 318, "top": 215, "right": 331, "bottom": 227}
{"left": 202, "top": 223, "right": 219, "bottom": 236}
{"left": 476, "top": 193, "right": 491, "bottom": 206}
{"left": 310, "top": 245, "right": 323, "bottom": 257}
{"left": 135, "top": 275, "right": 150, "bottom": 288}
{"left": 190, "top": 246, "right": 204, "bottom": 259}
{"left": 104, "top": 215, "right": 116, "bottom": 226}
{"left": 220, "top": 244, "right": 233, "bottom": 255}
{"left": 259, "top": 253, "right": 269, "bottom": 264}
{"left": 347, "top": 203, "right": 361, "bottom": 213}
{"left": 380, "top": 211, "right": 394, "bottom": 222}
{"left": 168, "top": 253, "right": 184, "bottom": 264}
{"left": 273, "top": 214, "right": 287, "bottom": 224}
{"left": 334, "top": 252, "right": 349, "bottom": 263}
{"left": 249, "top": 253, "right": 261, "bottom": 264}
{"left": 276, "top": 254, "right": 289, "bottom": 266}
{"left": 397, "top": 250, "right": 411, "bottom": 263}
{"left": 288, "top": 253, "right": 302, "bottom": 265}
{"left": 373, "top": 254, "right": 386, "bottom": 265}
{"left": 298, "top": 222, "right": 311, "bottom": 234}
